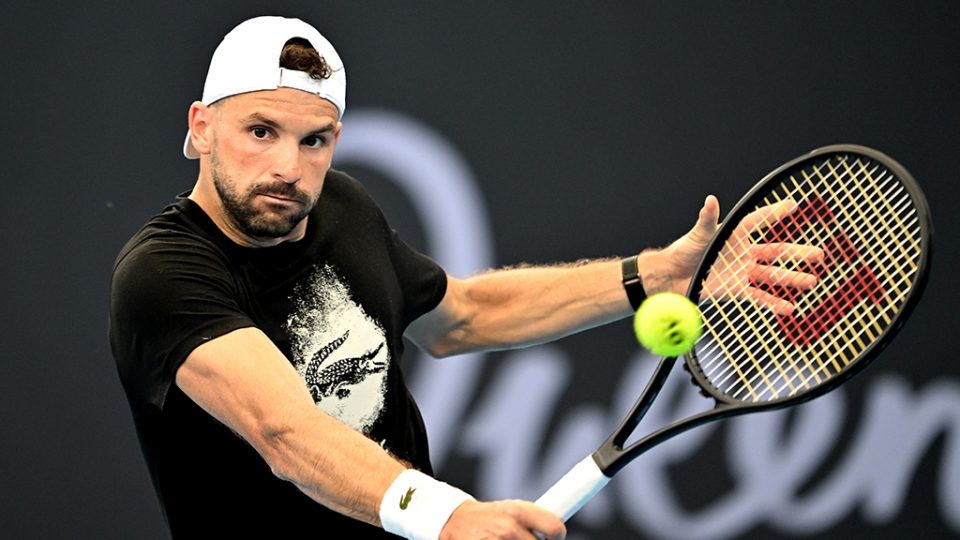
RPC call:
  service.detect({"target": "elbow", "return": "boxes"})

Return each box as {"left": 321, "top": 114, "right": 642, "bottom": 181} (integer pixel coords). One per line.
{"left": 250, "top": 413, "right": 299, "bottom": 482}
{"left": 418, "top": 322, "right": 487, "bottom": 358}
{"left": 412, "top": 276, "right": 486, "bottom": 358}
{"left": 410, "top": 314, "right": 478, "bottom": 359}
{"left": 421, "top": 330, "right": 501, "bottom": 359}
{"left": 417, "top": 335, "right": 461, "bottom": 359}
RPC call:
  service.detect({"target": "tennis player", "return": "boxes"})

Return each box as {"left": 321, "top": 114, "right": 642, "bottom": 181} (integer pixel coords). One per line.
{"left": 109, "top": 15, "right": 801, "bottom": 540}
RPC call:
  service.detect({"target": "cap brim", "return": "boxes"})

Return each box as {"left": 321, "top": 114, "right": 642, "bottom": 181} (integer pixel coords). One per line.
{"left": 183, "top": 132, "right": 200, "bottom": 159}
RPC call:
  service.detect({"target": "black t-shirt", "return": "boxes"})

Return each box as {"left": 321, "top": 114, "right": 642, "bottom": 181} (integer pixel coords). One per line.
{"left": 109, "top": 170, "right": 447, "bottom": 538}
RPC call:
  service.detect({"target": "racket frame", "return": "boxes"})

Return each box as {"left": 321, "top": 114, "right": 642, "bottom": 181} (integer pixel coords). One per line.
{"left": 594, "top": 144, "right": 934, "bottom": 477}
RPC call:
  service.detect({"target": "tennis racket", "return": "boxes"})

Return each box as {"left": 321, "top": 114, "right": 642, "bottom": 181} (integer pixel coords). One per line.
{"left": 535, "top": 144, "right": 933, "bottom": 521}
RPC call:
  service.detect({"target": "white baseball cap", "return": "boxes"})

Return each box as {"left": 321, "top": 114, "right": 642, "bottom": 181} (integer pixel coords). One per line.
{"left": 183, "top": 16, "right": 347, "bottom": 159}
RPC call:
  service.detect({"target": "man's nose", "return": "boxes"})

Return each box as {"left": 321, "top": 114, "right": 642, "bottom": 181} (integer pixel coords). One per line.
{"left": 273, "top": 142, "right": 301, "bottom": 184}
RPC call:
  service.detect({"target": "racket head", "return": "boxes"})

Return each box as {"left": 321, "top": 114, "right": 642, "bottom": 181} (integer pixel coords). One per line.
{"left": 684, "top": 144, "right": 933, "bottom": 408}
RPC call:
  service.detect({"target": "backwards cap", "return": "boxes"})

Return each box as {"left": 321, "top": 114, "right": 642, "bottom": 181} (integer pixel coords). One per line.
{"left": 183, "top": 16, "right": 346, "bottom": 159}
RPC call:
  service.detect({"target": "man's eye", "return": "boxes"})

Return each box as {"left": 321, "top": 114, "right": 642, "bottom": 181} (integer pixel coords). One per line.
{"left": 303, "top": 135, "right": 326, "bottom": 148}
{"left": 252, "top": 127, "right": 269, "bottom": 139}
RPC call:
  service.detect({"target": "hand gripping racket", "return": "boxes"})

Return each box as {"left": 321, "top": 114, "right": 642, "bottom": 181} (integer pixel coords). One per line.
{"left": 535, "top": 144, "right": 934, "bottom": 521}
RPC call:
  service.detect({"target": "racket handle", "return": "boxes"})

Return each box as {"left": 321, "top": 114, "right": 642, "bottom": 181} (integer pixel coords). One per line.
{"left": 534, "top": 455, "right": 611, "bottom": 521}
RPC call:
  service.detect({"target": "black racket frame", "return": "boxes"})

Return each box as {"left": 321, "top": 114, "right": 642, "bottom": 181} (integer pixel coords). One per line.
{"left": 595, "top": 144, "right": 934, "bottom": 476}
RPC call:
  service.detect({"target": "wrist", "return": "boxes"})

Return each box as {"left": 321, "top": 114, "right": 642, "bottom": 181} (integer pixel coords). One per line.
{"left": 379, "top": 469, "right": 474, "bottom": 540}
{"left": 635, "top": 248, "right": 671, "bottom": 296}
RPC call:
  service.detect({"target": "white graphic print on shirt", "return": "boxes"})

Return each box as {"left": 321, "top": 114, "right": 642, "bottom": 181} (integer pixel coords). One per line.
{"left": 286, "top": 265, "right": 389, "bottom": 433}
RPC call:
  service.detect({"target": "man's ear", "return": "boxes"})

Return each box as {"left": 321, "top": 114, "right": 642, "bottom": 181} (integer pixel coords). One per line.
{"left": 187, "top": 101, "right": 215, "bottom": 156}
{"left": 328, "top": 121, "right": 343, "bottom": 153}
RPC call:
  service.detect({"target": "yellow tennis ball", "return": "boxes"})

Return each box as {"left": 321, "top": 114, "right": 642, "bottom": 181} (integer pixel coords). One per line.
{"left": 634, "top": 292, "right": 702, "bottom": 357}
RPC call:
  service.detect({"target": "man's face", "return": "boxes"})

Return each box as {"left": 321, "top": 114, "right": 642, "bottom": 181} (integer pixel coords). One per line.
{"left": 206, "top": 88, "right": 341, "bottom": 242}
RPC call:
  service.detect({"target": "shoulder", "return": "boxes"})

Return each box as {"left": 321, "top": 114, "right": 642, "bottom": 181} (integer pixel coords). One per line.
{"left": 317, "top": 168, "right": 390, "bottom": 227}
{"left": 113, "top": 199, "right": 232, "bottom": 286}
{"left": 110, "top": 201, "right": 243, "bottom": 336}
{"left": 322, "top": 168, "right": 378, "bottom": 205}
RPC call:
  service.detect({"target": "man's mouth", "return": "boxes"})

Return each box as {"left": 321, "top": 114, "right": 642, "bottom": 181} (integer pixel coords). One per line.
{"left": 258, "top": 192, "right": 304, "bottom": 205}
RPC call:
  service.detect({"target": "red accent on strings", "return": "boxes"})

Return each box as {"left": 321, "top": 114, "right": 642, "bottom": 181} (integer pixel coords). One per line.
{"left": 751, "top": 195, "right": 886, "bottom": 347}
{"left": 776, "top": 265, "right": 883, "bottom": 347}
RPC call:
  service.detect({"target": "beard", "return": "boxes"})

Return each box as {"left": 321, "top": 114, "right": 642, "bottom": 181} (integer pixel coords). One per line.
{"left": 210, "top": 152, "right": 318, "bottom": 239}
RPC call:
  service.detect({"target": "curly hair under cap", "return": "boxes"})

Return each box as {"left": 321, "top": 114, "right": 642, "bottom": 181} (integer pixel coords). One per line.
{"left": 280, "top": 37, "right": 333, "bottom": 79}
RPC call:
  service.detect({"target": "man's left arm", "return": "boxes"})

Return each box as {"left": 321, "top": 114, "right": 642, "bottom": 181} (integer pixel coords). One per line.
{"left": 407, "top": 196, "right": 722, "bottom": 357}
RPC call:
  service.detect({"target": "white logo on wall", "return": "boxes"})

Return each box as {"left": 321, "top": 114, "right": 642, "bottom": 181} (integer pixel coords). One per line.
{"left": 334, "top": 108, "right": 960, "bottom": 538}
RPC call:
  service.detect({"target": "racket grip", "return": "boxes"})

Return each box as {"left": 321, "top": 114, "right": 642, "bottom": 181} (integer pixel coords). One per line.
{"left": 534, "top": 455, "right": 611, "bottom": 522}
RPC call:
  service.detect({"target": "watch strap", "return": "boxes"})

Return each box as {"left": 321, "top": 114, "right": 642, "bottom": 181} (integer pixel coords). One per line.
{"left": 621, "top": 255, "right": 646, "bottom": 311}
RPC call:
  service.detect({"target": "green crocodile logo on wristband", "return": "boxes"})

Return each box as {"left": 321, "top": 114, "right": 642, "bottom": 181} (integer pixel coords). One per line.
{"left": 399, "top": 487, "right": 416, "bottom": 510}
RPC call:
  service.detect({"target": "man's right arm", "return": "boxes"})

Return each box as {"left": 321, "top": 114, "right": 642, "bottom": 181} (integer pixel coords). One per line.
{"left": 175, "top": 326, "right": 565, "bottom": 539}
{"left": 175, "top": 326, "right": 403, "bottom": 525}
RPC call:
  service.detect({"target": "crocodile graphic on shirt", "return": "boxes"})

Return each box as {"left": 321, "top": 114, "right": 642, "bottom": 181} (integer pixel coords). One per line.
{"left": 286, "top": 265, "right": 389, "bottom": 433}
{"left": 304, "top": 329, "right": 387, "bottom": 401}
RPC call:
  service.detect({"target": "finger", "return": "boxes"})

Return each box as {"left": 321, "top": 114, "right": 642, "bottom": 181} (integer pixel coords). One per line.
{"left": 746, "top": 285, "right": 796, "bottom": 316}
{"left": 692, "top": 195, "right": 721, "bottom": 240}
{"left": 748, "top": 263, "right": 818, "bottom": 290}
{"left": 751, "top": 242, "right": 825, "bottom": 265}
{"left": 700, "top": 194, "right": 720, "bottom": 225}
{"left": 738, "top": 198, "right": 798, "bottom": 232}
{"left": 509, "top": 501, "right": 566, "bottom": 540}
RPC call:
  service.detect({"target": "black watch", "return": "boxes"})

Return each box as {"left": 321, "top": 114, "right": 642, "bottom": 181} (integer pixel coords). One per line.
{"left": 621, "top": 255, "right": 647, "bottom": 311}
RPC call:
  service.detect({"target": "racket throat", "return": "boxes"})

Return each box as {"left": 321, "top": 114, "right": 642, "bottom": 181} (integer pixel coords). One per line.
{"left": 597, "top": 356, "right": 678, "bottom": 474}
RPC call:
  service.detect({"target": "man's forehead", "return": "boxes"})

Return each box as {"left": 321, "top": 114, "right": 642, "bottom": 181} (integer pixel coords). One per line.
{"left": 219, "top": 87, "right": 340, "bottom": 122}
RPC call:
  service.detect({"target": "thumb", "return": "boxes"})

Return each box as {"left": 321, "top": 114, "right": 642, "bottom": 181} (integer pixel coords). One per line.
{"left": 692, "top": 195, "right": 720, "bottom": 241}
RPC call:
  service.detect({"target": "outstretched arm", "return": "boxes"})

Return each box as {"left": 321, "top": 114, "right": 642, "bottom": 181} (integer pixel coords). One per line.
{"left": 407, "top": 196, "right": 722, "bottom": 357}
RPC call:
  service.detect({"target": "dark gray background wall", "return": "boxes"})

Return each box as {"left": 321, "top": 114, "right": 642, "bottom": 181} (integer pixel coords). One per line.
{"left": 2, "top": 1, "right": 958, "bottom": 538}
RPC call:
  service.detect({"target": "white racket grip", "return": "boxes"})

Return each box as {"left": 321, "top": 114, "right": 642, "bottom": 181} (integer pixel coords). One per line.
{"left": 534, "top": 455, "right": 611, "bottom": 521}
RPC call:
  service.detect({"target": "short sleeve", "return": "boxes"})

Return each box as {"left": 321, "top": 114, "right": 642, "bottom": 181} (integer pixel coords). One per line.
{"left": 326, "top": 169, "right": 448, "bottom": 328}
{"left": 109, "top": 233, "right": 254, "bottom": 411}
{"left": 387, "top": 228, "right": 448, "bottom": 327}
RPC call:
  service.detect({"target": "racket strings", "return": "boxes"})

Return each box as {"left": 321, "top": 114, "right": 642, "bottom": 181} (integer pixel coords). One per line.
{"left": 809, "top": 162, "right": 916, "bottom": 316}
{"left": 702, "top": 263, "right": 919, "bottom": 402}
{"left": 743, "top": 161, "right": 915, "bottom": 393}
{"left": 693, "top": 154, "right": 923, "bottom": 403}
{"left": 700, "top": 163, "right": 844, "bottom": 398}
{"left": 720, "top": 189, "right": 918, "bottom": 400}
{"left": 752, "top": 158, "right": 916, "bottom": 394}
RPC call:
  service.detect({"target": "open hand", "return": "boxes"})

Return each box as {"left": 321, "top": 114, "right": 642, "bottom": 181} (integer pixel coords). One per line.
{"left": 646, "top": 196, "right": 823, "bottom": 314}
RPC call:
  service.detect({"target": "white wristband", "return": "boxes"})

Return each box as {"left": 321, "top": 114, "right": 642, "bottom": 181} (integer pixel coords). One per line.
{"left": 379, "top": 469, "right": 475, "bottom": 540}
